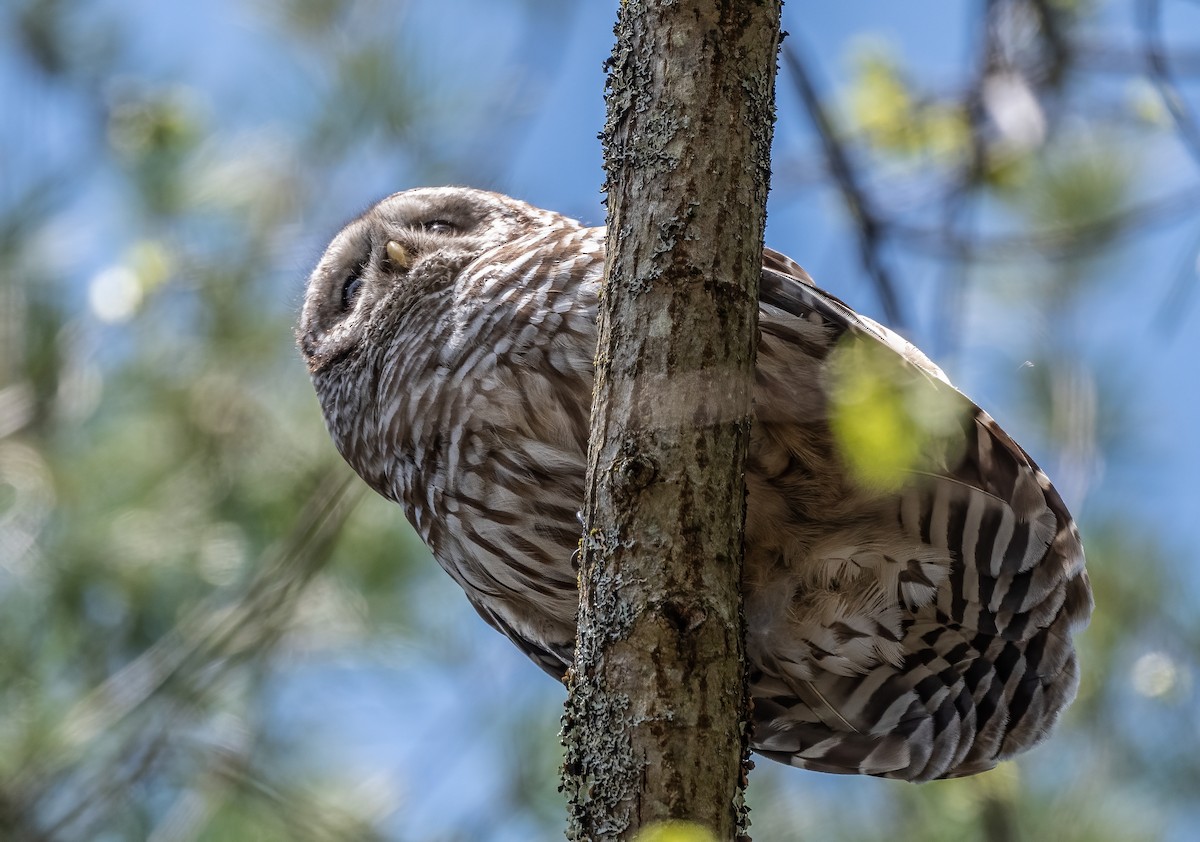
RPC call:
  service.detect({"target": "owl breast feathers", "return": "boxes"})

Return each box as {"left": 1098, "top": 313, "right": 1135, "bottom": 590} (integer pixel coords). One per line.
{"left": 298, "top": 186, "right": 1093, "bottom": 782}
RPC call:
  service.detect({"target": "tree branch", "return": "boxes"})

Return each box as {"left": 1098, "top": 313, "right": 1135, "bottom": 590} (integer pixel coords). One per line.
{"left": 891, "top": 184, "right": 1200, "bottom": 260}
{"left": 783, "top": 42, "right": 906, "bottom": 326}
{"left": 563, "top": 2, "right": 781, "bottom": 838}
{"left": 1139, "top": 0, "right": 1200, "bottom": 169}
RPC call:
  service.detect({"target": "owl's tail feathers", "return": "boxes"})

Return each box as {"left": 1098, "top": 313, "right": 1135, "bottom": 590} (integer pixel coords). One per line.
{"left": 755, "top": 728, "right": 1000, "bottom": 780}
{"left": 750, "top": 614, "right": 1083, "bottom": 781}
{"left": 752, "top": 692, "right": 986, "bottom": 782}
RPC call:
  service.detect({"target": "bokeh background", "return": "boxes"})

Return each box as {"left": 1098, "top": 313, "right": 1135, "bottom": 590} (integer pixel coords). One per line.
{"left": 3, "top": 1, "right": 1200, "bottom": 839}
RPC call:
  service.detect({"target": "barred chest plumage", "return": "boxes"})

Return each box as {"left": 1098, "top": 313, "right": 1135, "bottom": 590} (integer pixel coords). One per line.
{"left": 299, "top": 186, "right": 1093, "bottom": 782}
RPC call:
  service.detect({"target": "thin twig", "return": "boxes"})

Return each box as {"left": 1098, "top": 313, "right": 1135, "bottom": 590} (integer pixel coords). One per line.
{"left": 1139, "top": 0, "right": 1200, "bottom": 167}
{"left": 1028, "top": 0, "right": 1072, "bottom": 85}
{"left": 1153, "top": 222, "right": 1200, "bottom": 335}
{"left": 1076, "top": 42, "right": 1200, "bottom": 76}
{"left": 891, "top": 184, "right": 1200, "bottom": 260}
{"left": 782, "top": 42, "right": 905, "bottom": 326}
{"left": 932, "top": 0, "right": 994, "bottom": 355}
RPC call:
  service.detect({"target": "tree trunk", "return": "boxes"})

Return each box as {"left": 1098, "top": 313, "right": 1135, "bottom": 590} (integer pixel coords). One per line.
{"left": 562, "top": 2, "right": 782, "bottom": 839}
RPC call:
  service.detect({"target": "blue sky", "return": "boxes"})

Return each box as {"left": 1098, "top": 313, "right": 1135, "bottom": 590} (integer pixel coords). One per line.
{"left": 7, "top": 0, "right": 1200, "bottom": 838}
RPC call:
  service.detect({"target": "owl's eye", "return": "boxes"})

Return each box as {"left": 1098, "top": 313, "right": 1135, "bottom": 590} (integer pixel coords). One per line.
{"left": 340, "top": 261, "right": 367, "bottom": 311}
{"left": 422, "top": 219, "right": 457, "bottom": 235}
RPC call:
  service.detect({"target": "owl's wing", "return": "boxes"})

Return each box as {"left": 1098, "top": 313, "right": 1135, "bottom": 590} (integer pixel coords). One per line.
{"left": 747, "top": 248, "right": 1093, "bottom": 781}
{"left": 466, "top": 592, "right": 573, "bottom": 681}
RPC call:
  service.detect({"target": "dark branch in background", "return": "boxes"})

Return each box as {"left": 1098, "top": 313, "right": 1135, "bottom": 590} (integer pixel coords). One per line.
{"left": 1154, "top": 222, "right": 1200, "bottom": 332}
{"left": 783, "top": 43, "right": 905, "bottom": 326}
{"left": 1139, "top": 0, "right": 1200, "bottom": 332}
{"left": 781, "top": 0, "right": 1200, "bottom": 333}
{"left": 932, "top": 0, "right": 995, "bottom": 355}
{"left": 788, "top": 0, "right": 1200, "bottom": 270}
{"left": 1029, "top": 0, "right": 1072, "bottom": 86}
{"left": 1139, "top": 0, "right": 1200, "bottom": 167}
{"left": 893, "top": 184, "right": 1200, "bottom": 260}
{"left": 1078, "top": 42, "right": 1200, "bottom": 76}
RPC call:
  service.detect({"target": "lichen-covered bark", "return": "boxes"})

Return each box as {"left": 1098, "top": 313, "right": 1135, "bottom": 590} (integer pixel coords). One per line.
{"left": 562, "top": 2, "right": 782, "bottom": 839}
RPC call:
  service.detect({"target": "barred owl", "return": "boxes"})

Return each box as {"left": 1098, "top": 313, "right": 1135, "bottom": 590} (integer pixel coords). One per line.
{"left": 298, "top": 187, "right": 1092, "bottom": 781}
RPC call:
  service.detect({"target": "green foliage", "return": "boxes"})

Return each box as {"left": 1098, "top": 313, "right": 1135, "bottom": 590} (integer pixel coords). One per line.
{"left": 1022, "top": 142, "right": 1133, "bottom": 251}
{"left": 844, "top": 45, "right": 970, "bottom": 162}
{"left": 827, "top": 334, "right": 967, "bottom": 492}
{"left": 633, "top": 820, "right": 720, "bottom": 842}
{"left": 0, "top": 1, "right": 440, "bottom": 837}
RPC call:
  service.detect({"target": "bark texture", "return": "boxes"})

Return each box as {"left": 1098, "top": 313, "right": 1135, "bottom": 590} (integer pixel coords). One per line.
{"left": 562, "top": 2, "right": 782, "bottom": 839}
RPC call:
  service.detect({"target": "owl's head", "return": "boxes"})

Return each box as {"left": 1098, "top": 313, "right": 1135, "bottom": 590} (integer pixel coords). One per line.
{"left": 298, "top": 186, "right": 569, "bottom": 373}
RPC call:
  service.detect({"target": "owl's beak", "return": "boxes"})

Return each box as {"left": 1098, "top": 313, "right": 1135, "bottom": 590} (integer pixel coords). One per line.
{"left": 386, "top": 240, "right": 412, "bottom": 269}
